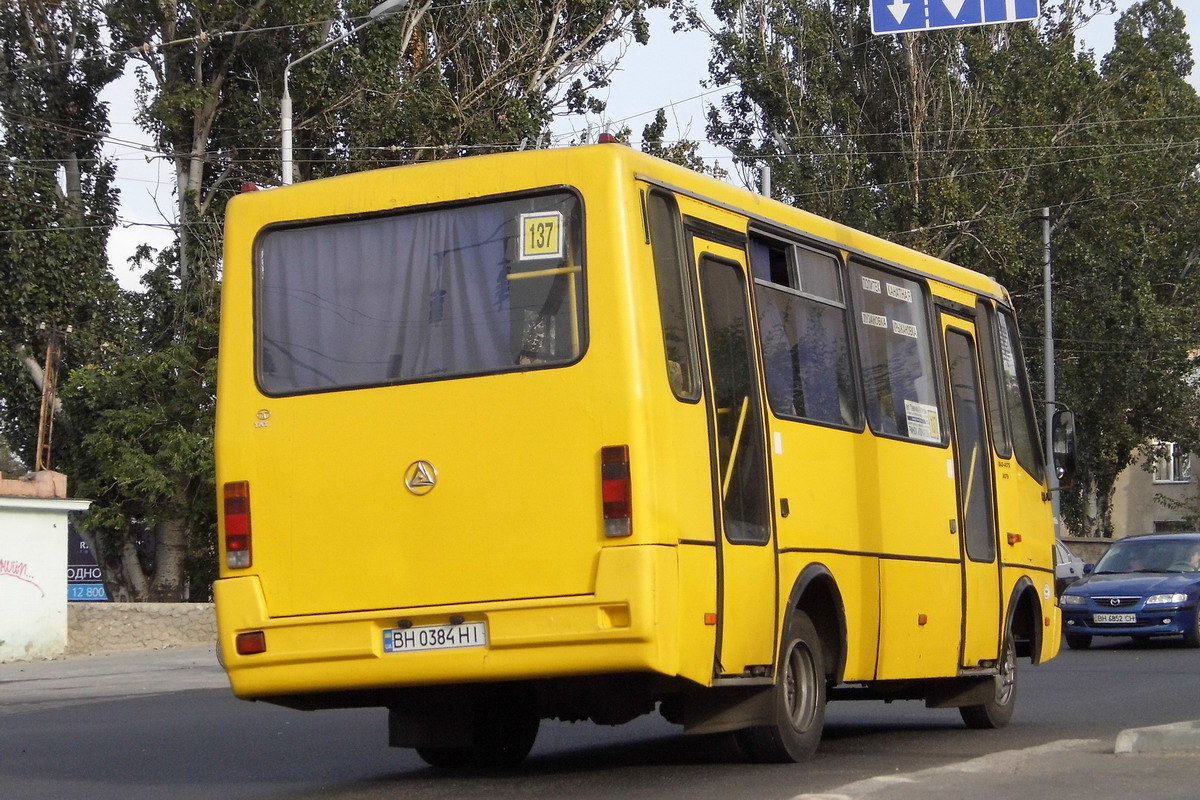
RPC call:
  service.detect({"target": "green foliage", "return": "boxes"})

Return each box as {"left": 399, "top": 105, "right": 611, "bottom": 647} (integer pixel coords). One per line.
{"left": 1157, "top": 493, "right": 1200, "bottom": 529}
{"left": 0, "top": 0, "right": 125, "bottom": 479}
{"left": 702, "top": 0, "right": 1200, "bottom": 534}
{"left": 640, "top": 108, "right": 726, "bottom": 177}
{"left": 0, "top": 433, "right": 24, "bottom": 474}
{"left": 31, "top": 0, "right": 668, "bottom": 599}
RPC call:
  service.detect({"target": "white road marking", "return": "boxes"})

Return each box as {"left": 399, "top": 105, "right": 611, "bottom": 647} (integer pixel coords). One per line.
{"left": 790, "top": 739, "right": 1101, "bottom": 800}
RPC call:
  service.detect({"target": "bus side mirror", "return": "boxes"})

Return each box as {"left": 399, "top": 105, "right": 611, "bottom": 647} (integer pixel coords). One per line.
{"left": 1052, "top": 409, "right": 1077, "bottom": 488}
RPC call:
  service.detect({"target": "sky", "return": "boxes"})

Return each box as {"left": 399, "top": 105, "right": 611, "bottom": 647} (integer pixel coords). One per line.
{"left": 100, "top": 1, "right": 1200, "bottom": 290}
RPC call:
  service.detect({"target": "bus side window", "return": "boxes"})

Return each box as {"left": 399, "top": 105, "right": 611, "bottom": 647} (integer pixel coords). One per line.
{"left": 996, "top": 309, "right": 1045, "bottom": 482}
{"left": 849, "top": 262, "right": 943, "bottom": 444}
{"left": 645, "top": 190, "right": 701, "bottom": 401}
{"left": 750, "top": 236, "right": 859, "bottom": 428}
{"left": 975, "top": 301, "right": 1013, "bottom": 459}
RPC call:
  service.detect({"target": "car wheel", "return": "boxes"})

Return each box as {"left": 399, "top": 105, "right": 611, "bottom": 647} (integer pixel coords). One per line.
{"left": 736, "top": 611, "right": 827, "bottom": 762}
{"left": 960, "top": 630, "right": 1017, "bottom": 729}
{"left": 1065, "top": 633, "right": 1092, "bottom": 650}
{"left": 415, "top": 686, "right": 539, "bottom": 769}
{"left": 1183, "top": 610, "right": 1200, "bottom": 649}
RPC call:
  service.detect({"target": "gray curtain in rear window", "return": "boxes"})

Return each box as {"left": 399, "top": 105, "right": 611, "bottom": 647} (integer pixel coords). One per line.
{"left": 257, "top": 204, "right": 509, "bottom": 393}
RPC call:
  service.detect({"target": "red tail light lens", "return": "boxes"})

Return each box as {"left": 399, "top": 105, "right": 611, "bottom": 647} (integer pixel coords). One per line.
{"left": 224, "top": 481, "right": 252, "bottom": 569}
{"left": 601, "top": 445, "right": 632, "bottom": 537}
{"left": 235, "top": 631, "right": 266, "bottom": 655}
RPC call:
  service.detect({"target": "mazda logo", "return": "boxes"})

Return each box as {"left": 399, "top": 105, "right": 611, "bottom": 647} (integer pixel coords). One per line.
{"left": 1110, "top": 598, "right": 1120, "bottom": 606}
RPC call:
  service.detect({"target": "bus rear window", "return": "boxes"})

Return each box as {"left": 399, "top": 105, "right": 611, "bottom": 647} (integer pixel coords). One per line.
{"left": 255, "top": 192, "right": 584, "bottom": 395}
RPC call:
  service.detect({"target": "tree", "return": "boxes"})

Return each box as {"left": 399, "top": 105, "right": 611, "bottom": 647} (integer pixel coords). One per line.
{"left": 56, "top": 0, "right": 671, "bottom": 600}
{"left": 0, "top": 1, "right": 124, "bottom": 509}
{"left": 1052, "top": 0, "right": 1200, "bottom": 532}
{"left": 700, "top": 0, "right": 1200, "bottom": 534}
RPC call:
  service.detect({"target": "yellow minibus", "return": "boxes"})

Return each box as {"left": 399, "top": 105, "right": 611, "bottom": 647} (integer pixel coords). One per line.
{"left": 215, "top": 143, "right": 1075, "bottom": 766}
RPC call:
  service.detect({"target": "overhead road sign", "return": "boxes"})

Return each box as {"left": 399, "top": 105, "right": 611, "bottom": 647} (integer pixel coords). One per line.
{"left": 871, "top": 0, "right": 1040, "bottom": 35}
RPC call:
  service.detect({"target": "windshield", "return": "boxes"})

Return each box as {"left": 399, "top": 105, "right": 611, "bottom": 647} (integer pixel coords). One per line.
{"left": 1093, "top": 540, "right": 1200, "bottom": 574}
{"left": 256, "top": 191, "right": 584, "bottom": 395}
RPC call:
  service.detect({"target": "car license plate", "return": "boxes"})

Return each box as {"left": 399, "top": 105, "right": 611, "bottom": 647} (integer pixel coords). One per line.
{"left": 1092, "top": 613, "right": 1136, "bottom": 624}
{"left": 383, "top": 622, "right": 487, "bottom": 653}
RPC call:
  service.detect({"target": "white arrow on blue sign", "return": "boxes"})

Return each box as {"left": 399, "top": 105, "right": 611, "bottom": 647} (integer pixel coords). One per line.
{"left": 871, "top": 0, "right": 1039, "bottom": 35}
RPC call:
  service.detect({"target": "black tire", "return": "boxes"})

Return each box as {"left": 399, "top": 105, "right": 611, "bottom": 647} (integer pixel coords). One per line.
{"left": 415, "top": 687, "right": 539, "bottom": 769}
{"left": 960, "top": 630, "right": 1017, "bottom": 730}
{"left": 737, "top": 611, "right": 827, "bottom": 762}
{"left": 1065, "top": 633, "right": 1092, "bottom": 650}
{"left": 1183, "top": 611, "right": 1200, "bottom": 649}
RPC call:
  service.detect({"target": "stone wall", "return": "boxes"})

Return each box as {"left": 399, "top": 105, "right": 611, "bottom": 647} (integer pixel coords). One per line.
{"left": 1063, "top": 538, "right": 1112, "bottom": 566}
{"left": 67, "top": 602, "right": 216, "bottom": 656}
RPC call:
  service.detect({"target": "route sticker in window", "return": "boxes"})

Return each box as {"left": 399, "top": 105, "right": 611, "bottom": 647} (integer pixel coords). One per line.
{"left": 886, "top": 283, "right": 913, "bottom": 303}
{"left": 904, "top": 399, "right": 941, "bottom": 443}
{"left": 891, "top": 320, "right": 918, "bottom": 338}
{"left": 997, "top": 314, "right": 1018, "bottom": 374}
{"left": 520, "top": 211, "right": 564, "bottom": 260}
{"left": 861, "top": 311, "right": 888, "bottom": 329}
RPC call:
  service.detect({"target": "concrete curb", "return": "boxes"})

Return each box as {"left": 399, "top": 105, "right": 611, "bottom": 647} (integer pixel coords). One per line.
{"left": 1115, "top": 720, "right": 1200, "bottom": 754}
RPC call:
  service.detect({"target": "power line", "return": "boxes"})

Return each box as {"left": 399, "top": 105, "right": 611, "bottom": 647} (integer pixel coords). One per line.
{"left": 0, "top": 217, "right": 202, "bottom": 235}
{"left": 790, "top": 141, "right": 1198, "bottom": 200}
{"left": 14, "top": 0, "right": 637, "bottom": 72}
{"left": 737, "top": 114, "right": 1200, "bottom": 143}
{"left": 890, "top": 179, "right": 1197, "bottom": 236}
{"left": 2, "top": 110, "right": 173, "bottom": 157}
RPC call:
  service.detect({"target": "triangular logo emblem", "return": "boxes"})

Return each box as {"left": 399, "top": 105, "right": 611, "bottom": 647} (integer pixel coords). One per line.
{"left": 405, "top": 460, "right": 438, "bottom": 495}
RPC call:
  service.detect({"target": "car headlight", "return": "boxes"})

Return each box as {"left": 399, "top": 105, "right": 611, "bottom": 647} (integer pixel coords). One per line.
{"left": 1145, "top": 593, "right": 1188, "bottom": 605}
{"left": 1060, "top": 594, "right": 1086, "bottom": 606}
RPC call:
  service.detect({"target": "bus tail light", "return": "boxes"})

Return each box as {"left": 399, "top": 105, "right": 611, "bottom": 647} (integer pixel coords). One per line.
{"left": 224, "top": 481, "right": 252, "bottom": 568}
{"left": 236, "top": 631, "right": 266, "bottom": 655}
{"left": 601, "top": 445, "right": 632, "bottom": 538}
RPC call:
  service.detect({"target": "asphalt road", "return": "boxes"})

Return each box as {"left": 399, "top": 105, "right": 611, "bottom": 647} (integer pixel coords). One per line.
{"left": 4, "top": 637, "right": 1199, "bottom": 800}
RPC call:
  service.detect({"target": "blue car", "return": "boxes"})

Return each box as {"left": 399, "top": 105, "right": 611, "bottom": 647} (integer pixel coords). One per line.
{"left": 1060, "top": 532, "right": 1200, "bottom": 649}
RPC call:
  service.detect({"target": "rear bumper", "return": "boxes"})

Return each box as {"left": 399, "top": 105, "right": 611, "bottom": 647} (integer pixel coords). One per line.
{"left": 1062, "top": 606, "right": 1198, "bottom": 638}
{"left": 215, "top": 545, "right": 678, "bottom": 700}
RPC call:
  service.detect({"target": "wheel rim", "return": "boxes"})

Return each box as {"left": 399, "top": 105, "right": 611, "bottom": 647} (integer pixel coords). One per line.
{"left": 994, "top": 639, "right": 1016, "bottom": 706}
{"left": 784, "top": 641, "right": 819, "bottom": 732}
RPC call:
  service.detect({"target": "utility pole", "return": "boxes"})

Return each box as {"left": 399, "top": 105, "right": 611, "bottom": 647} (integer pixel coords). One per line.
{"left": 177, "top": 158, "right": 189, "bottom": 287}
{"left": 1040, "top": 207, "right": 1060, "bottom": 524}
{"left": 761, "top": 164, "right": 771, "bottom": 198}
{"left": 281, "top": 0, "right": 410, "bottom": 185}
{"left": 34, "top": 330, "right": 60, "bottom": 472}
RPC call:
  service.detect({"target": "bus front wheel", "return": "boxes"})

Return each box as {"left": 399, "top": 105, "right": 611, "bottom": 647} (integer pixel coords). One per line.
{"left": 959, "top": 630, "right": 1017, "bottom": 729}
{"left": 736, "top": 610, "right": 827, "bottom": 762}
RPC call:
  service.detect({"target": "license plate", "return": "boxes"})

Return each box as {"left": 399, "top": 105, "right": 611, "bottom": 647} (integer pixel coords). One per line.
{"left": 1093, "top": 613, "right": 1136, "bottom": 624}
{"left": 383, "top": 622, "right": 487, "bottom": 653}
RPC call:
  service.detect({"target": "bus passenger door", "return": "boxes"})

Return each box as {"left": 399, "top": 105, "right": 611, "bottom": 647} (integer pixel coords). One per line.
{"left": 940, "top": 315, "right": 1002, "bottom": 667}
{"left": 692, "top": 239, "right": 778, "bottom": 678}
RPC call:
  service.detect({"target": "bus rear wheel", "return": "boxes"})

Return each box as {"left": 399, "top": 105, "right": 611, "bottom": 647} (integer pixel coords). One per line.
{"left": 736, "top": 611, "right": 827, "bottom": 762}
{"left": 415, "top": 687, "right": 540, "bottom": 769}
{"left": 960, "top": 630, "right": 1017, "bottom": 729}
